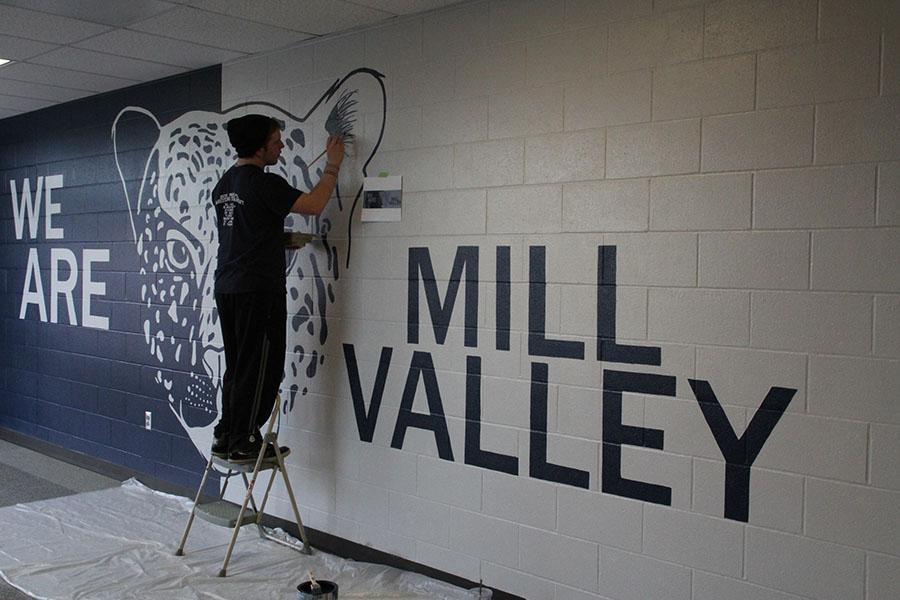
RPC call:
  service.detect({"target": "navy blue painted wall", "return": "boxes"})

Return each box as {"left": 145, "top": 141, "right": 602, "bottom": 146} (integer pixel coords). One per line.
{"left": 0, "top": 66, "right": 221, "bottom": 491}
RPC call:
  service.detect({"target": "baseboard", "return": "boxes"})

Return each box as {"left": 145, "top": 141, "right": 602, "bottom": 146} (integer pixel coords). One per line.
{"left": 0, "top": 427, "right": 522, "bottom": 600}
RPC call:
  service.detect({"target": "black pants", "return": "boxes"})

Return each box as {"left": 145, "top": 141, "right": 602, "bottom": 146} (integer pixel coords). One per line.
{"left": 214, "top": 291, "right": 286, "bottom": 451}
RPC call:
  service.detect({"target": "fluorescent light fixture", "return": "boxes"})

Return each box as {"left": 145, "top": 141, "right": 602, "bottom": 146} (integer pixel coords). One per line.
{"left": 0, "top": 58, "right": 10, "bottom": 67}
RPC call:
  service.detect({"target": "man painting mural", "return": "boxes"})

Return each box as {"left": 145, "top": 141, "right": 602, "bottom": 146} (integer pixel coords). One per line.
{"left": 211, "top": 114, "right": 345, "bottom": 462}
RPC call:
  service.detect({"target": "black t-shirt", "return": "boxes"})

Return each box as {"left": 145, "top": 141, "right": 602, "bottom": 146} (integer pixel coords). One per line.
{"left": 213, "top": 164, "right": 300, "bottom": 293}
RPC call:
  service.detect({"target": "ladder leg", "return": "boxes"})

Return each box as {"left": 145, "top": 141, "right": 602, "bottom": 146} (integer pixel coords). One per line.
{"left": 274, "top": 445, "right": 312, "bottom": 554}
{"left": 175, "top": 454, "right": 214, "bottom": 556}
{"left": 220, "top": 469, "right": 234, "bottom": 498}
{"left": 218, "top": 444, "right": 269, "bottom": 576}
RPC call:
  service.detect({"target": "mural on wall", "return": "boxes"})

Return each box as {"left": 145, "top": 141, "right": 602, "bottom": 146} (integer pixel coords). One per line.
{"left": 109, "top": 68, "right": 386, "bottom": 459}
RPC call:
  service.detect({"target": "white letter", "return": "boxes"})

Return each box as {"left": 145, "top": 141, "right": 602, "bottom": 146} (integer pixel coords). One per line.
{"left": 19, "top": 248, "right": 47, "bottom": 321}
{"left": 81, "top": 249, "right": 109, "bottom": 330}
{"left": 50, "top": 248, "right": 78, "bottom": 325}
{"left": 10, "top": 177, "right": 43, "bottom": 240}
{"left": 44, "top": 174, "right": 64, "bottom": 240}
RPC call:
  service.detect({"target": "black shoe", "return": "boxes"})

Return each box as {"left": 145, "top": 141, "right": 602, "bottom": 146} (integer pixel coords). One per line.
{"left": 211, "top": 435, "right": 229, "bottom": 458}
{"left": 227, "top": 442, "right": 288, "bottom": 464}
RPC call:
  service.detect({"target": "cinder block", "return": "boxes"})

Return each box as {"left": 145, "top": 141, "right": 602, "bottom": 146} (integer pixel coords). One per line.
{"left": 565, "top": 0, "right": 651, "bottom": 28}
{"left": 608, "top": 7, "right": 703, "bottom": 73}
{"left": 516, "top": 429, "right": 599, "bottom": 492}
{"left": 644, "top": 396, "right": 745, "bottom": 460}
{"left": 364, "top": 190, "right": 486, "bottom": 238}
{"left": 483, "top": 470, "right": 557, "bottom": 530}
{"left": 746, "top": 527, "right": 865, "bottom": 600}
{"left": 692, "top": 459, "right": 804, "bottom": 533}
{"left": 818, "top": 0, "right": 900, "bottom": 39}
{"left": 620, "top": 445, "right": 692, "bottom": 509}
{"left": 702, "top": 106, "right": 814, "bottom": 171}
{"left": 489, "top": 85, "right": 564, "bottom": 140}
{"left": 653, "top": 54, "right": 755, "bottom": 120}
{"left": 754, "top": 412, "right": 868, "bottom": 482}
{"left": 816, "top": 97, "right": 900, "bottom": 165}
{"left": 559, "top": 283, "right": 647, "bottom": 342}
{"left": 422, "top": 1, "right": 490, "bottom": 62}
{"left": 455, "top": 42, "right": 526, "bottom": 99}
{"left": 557, "top": 487, "right": 642, "bottom": 551}
{"left": 388, "top": 491, "right": 450, "bottom": 546}
{"left": 453, "top": 139, "right": 523, "bottom": 188}
{"left": 606, "top": 232, "right": 696, "bottom": 286}
{"left": 607, "top": 119, "right": 700, "bottom": 178}
{"left": 554, "top": 584, "right": 609, "bottom": 600}
{"left": 808, "top": 355, "right": 900, "bottom": 424}
{"left": 648, "top": 288, "right": 749, "bottom": 346}
{"left": 885, "top": 30, "right": 900, "bottom": 96}
{"left": 754, "top": 165, "right": 877, "bottom": 229}
{"left": 696, "top": 346, "right": 807, "bottom": 412}
{"left": 878, "top": 162, "right": 900, "bottom": 226}
{"left": 693, "top": 571, "right": 810, "bottom": 600}
{"left": 875, "top": 296, "right": 900, "bottom": 358}
{"left": 699, "top": 231, "right": 809, "bottom": 290}
{"left": 562, "top": 180, "right": 649, "bottom": 233}
{"left": 392, "top": 57, "right": 456, "bottom": 109}
{"left": 370, "top": 146, "right": 452, "bottom": 192}
{"left": 449, "top": 508, "right": 518, "bottom": 568}
{"left": 266, "top": 45, "right": 313, "bottom": 92}
{"left": 364, "top": 18, "right": 422, "bottom": 73}
{"left": 421, "top": 97, "right": 488, "bottom": 146}
{"left": 757, "top": 38, "right": 879, "bottom": 108}
{"left": 643, "top": 504, "right": 743, "bottom": 576}
{"left": 487, "top": 185, "right": 562, "bottom": 234}
{"left": 525, "top": 130, "right": 606, "bottom": 184}
{"left": 704, "top": 0, "right": 817, "bottom": 56}
{"left": 416, "top": 541, "right": 480, "bottom": 581}
{"left": 519, "top": 526, "right": 599, "bottom": 591}
{"left": 598, "top": 548, "right": 691, "bottom": 600}
{"left": 564, "top": 70, "right": 651, "bottom": 131}
{"left": 222, "top": 56, "right": 267, "bottom": 102}
{"left": 871, "top": 423, "right": 900, "bottom": 490}
{"left": 357, "top": 523, "right": 415, "bottom": 560}
{"left": 527, "top": 26, "right": 607, "bottom": 86}
{"left": 335, "top": 477, "right": 389, "bottom": 529}
{"left": 416, "top": 454, "right": 482, "bottom": 511}
{"left": 313, "top": 32, "right": 365, "bottom": 80}
{"left": 649, "top": 173, "right": 751, "bottom": 231}
{"left": 806, "top": 478, "right": 900, "bottom": 555}
{"left": 868, "top": 552, "right": 900, "bottom": 600}
{"left": 556, "top": 384, "right": 609, "bottom": 440}
{"left": 358, "top": 444, "right": 417, "bottom": 494}
{"left": 750, "top": 291, "right": 872, "bottom": 355}
{"left": 482, "top": 562, "right": 557, "bottom": 600}
{"left": 489, "top": 0, "right": 566, "bottom": 45}
{"left": 812, "top": 229, "right": 900, "bottom": 292}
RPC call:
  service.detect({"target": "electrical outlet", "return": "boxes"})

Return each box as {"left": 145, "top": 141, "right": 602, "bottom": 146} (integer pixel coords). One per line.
{"left": 145, "top": 411, "right": 152, "bottom": 430}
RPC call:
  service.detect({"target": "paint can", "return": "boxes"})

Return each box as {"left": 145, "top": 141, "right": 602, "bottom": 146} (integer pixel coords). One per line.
{"left": 296, "top": 580, "right": 338, "bottom": 600}
{"left": 468, "top": 586, "right": 492, "bottom": 599}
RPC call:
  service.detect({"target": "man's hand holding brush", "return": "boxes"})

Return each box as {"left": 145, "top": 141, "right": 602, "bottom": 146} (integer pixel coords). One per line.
{"left": 290, "top": 134, "right": 346, "bottom": 215}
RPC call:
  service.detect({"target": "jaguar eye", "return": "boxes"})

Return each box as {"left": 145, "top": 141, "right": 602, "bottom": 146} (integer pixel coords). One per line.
{"left": 164, "top": 229, "right": 193, "bottom": 271}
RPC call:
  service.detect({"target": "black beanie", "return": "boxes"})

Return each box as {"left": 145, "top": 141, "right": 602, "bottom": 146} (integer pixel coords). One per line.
{"left": 226, "top": 114, "right": 278, "bottom": 158}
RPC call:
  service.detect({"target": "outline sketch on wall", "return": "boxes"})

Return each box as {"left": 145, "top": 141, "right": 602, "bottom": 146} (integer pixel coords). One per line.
{"left": 111, "top": 68, "right": 387, "bottom": 460}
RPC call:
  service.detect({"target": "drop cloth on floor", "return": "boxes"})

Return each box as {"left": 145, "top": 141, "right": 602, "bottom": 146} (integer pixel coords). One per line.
{"left": 0, "top": 479, "right": 470, "bottom": 600}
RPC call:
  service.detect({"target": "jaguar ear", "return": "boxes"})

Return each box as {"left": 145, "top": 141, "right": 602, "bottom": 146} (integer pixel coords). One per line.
{"left": 111, "top": 106, "right": 162, "bottom": 243}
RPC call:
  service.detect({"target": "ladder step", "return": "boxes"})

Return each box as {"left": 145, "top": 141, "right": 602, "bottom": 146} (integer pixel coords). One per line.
{"left": 211, "top": 447, "right": 291, "bottom": 473}
{"left": 196, "top": 501, "right": 258, "bottom": 528}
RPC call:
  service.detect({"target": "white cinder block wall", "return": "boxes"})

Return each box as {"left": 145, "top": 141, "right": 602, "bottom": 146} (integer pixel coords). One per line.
{"left": 221, "top": 1, "right": 900, "bottom": 598}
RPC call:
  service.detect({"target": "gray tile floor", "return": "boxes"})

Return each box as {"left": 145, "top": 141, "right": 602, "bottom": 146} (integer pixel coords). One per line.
{"left": 0, "top": 439, "right": 121, "bottom": 600}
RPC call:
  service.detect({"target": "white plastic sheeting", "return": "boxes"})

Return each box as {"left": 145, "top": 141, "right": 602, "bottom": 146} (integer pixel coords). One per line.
{"left": 0, "top": 479, "right": 471, "bottom": 599}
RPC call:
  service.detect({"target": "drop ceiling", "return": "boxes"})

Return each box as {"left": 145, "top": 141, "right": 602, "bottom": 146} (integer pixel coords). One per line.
{"left": 0, "top": 0, "right": 463, "bottom": 120}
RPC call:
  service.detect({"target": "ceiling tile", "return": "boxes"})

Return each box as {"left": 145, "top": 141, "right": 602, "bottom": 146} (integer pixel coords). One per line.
{"left": 0, "top": 62, "right": 140, "bottom": 92}
{"left": 31, "top": 47, "right": 186, "bottom": 81}
{"left": 74, "top": 29, "right": 246, "bottom": 69}
{"left": 0, "top": 0, "right": 176, "bottom": 27}
{"left": 0, "top": 78, "right": 90, "bottom": 102}
{"left": 0, "top": 34, "right": 58, "bottom": 60}
{"left": 179, "top": 0, "right": 390, "bottom": 35}
{"left": 131, "top": 5, "right": 312, "bottom": 53}
{"left": 0, "top": 93, "right": 54, "bottom": 111}
{"left": 0, "top": 4, "right": 110, "bottom": 44}
{"left": 349, "top": 0, "right": 463, "bottom": 15}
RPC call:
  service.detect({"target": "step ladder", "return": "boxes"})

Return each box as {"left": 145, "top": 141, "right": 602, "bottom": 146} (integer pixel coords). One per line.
{"left": 175, "top": 393, "right": 312, "bottom": 577}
